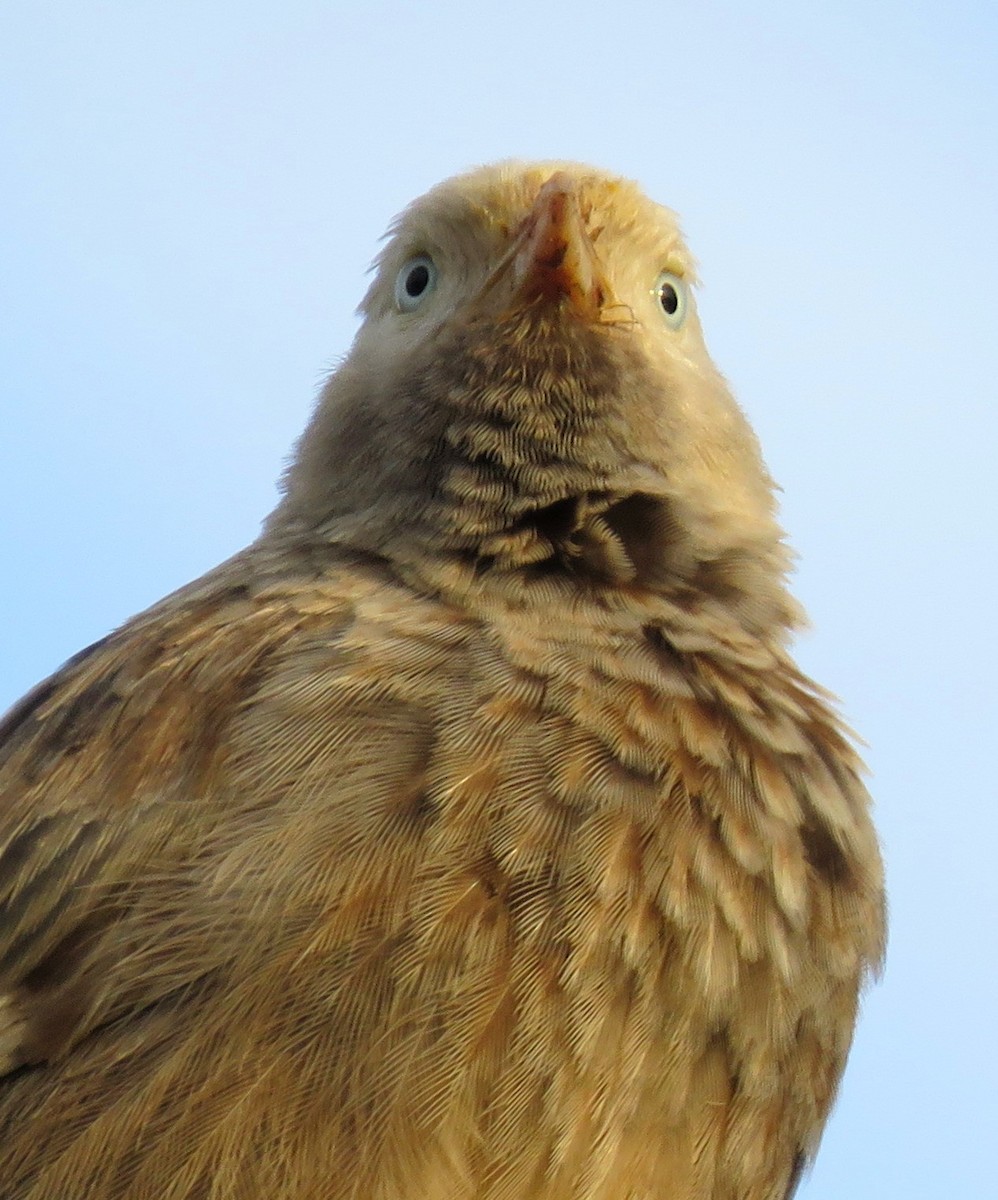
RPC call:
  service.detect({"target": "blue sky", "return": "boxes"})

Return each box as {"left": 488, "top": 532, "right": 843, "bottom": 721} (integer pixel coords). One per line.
{"left": 2, "top": 3, "right": 996, "bottom": 1195}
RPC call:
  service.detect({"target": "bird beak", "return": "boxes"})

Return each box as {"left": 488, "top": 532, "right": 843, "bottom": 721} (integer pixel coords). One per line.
{"left": 509, "top": 172, "right": 609, "bottom": 322}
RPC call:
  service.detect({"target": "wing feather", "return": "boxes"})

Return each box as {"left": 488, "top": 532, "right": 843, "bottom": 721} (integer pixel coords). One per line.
{"left": 0, "top": 569, "right": 359, "bottom": 1073}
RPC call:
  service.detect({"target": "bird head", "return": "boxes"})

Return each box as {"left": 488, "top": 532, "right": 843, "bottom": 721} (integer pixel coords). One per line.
{"left": 268, "top": 162, "right": 800, "bottom": 634}
{"left": 356, "top": 162, "right": 695, "bottom": 338}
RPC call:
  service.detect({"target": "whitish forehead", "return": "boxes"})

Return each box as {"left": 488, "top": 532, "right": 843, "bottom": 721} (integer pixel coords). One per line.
{"left": 379, "top": 160, "right": 696, "bottom": 278}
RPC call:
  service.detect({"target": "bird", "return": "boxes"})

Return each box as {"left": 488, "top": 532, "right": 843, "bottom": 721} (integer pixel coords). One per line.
{"left": 0, "top": 161, "right": 884, "bottom": 1200}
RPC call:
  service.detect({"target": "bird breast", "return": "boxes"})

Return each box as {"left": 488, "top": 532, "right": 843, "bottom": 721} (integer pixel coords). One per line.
{"left": 206, "top": 566, "right": 879, "bottom": 1200}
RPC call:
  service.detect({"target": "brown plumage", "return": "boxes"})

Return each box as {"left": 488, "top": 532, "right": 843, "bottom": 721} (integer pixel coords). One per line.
{"left": 0, "top": 162, "right": 884, "bottom": 1199}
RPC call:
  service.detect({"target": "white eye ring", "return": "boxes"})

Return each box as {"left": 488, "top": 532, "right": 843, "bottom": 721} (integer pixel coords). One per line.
{"left": 653, "top": 270, "right": 688, "bottom": 329}
{"left": 394, "top": 255, "right": 438, "bottom": 311}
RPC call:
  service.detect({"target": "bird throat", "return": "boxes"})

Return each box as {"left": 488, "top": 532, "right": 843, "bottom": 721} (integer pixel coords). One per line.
{"left": 413, "top": 313, "right": 718, "bottom": 595}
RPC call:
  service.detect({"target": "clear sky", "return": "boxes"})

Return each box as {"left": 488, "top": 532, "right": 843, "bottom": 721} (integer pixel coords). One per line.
{"left": 2, "top": 3, "right": 996, "bottom": 1196}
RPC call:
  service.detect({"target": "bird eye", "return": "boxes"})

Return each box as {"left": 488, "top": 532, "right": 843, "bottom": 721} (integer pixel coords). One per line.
{"left": 394, "top": 255, "right": 438, "bottom": 312}
{"left": 653, "top": 271, "right": 687, "bottom": 329}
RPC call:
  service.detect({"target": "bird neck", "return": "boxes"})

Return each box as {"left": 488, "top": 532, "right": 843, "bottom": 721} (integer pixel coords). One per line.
{"left": 265, "top": 314, "right": 802, "bottom": 640}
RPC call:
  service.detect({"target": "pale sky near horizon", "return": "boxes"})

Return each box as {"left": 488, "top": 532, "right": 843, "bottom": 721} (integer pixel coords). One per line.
{"left": 2, "top": 3, "right": 996, "bottom": 1196}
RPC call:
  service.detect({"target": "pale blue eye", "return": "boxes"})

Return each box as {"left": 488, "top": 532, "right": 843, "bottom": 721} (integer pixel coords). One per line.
{"left": 394, "top": 255, "right": 438, "bottom": 311}
{"left": 653, "top": 270, "right": 687, "bottom": 328}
